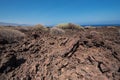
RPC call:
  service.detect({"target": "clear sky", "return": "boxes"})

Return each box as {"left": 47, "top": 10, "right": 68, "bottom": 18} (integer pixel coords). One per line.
{"left": 0, "top": 0, "right": 120, "bottom": 25}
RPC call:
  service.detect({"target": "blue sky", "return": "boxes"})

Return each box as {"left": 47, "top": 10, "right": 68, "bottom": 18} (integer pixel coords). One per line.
{"left": 0, "top": 0, "right": 120, "bottom": 25}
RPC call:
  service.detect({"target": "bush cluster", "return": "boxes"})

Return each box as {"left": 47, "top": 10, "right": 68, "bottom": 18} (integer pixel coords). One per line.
{"left": 50, "top": 27, "right": 65, "bottom": 35}
{"left": 56, "top": 23, "right": 83, "bottom": 30}
{"left": 0, "top": 28, "right": 25, "bottom": 44}
{"left": 33, "top": 24, "right": 48, "bottom": 31}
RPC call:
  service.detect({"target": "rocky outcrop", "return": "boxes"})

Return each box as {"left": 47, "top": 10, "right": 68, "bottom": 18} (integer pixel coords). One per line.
{"left": 0, "top": 27, "right": 120, "bottom": 80}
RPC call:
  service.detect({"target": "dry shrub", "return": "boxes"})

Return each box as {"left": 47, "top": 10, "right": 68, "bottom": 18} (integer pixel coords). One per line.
{"left": 119, "top": 29, "right": 120, "bottom": 35}
{"left": 86, "top": 31, "right": 104, "bottom": 47}
{"left": 0, "top": 26, "right": 31, "bottom": 33}
{"left": 0, "top": 28, "right": 25, "bottom": 44}
{"left": 0, "top": 26, "right": 4, "bottom": 29}
{"left": 88, "top": 31, "right": 101, "bottom": 39}
{"left": 0, "top": 26, "right": 15, "bottom": 30}
{"left": 87, "top": 31, "right": 102, "bottom": 41}
{"left": 14, "top": 26, "right": 32, "bottom": 32}
{"left": 50, "top": 27, "right": 65, "bottom": 35}
{"left": 33, "top": 24, "right": 48, "bottom": 31}
{"left": 56, "top": 23, "right": 83, "bottom": 30}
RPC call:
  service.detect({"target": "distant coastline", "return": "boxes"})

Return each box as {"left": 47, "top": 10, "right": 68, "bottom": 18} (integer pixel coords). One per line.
{"left": 81, "top": 24, "right": 120, "bottom": 27}
{"left": 0, "top": 22, "right": 120, "bottom": 27}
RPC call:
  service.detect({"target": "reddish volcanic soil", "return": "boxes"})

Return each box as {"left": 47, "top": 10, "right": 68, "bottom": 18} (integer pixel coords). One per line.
{"left": 0, "top": 27, "right": 120, "bottom": 80}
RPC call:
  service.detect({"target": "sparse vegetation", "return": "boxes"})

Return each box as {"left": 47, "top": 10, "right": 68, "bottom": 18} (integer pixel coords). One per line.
{"left": 56, "top": 23, "right": 84, "bottom": 30}
{"left": 0, "top": 28, "right": 25, "bottom": 44}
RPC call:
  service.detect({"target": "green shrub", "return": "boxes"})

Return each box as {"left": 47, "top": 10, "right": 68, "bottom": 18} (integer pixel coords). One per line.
{"left": 0, "top": 28, "right": 25, "bottom": 44}
{"left": 56, "top": 23, "right": 83, "bottom": 30}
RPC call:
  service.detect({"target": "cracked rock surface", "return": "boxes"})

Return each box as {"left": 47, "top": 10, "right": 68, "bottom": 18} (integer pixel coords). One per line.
{"left": 0, "top": 27, "right": 120, "bottom": 80}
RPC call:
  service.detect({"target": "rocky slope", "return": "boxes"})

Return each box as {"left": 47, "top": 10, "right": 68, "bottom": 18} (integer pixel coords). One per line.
{"left": 0, "top": 27, "right": 120, "bottom": 80}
